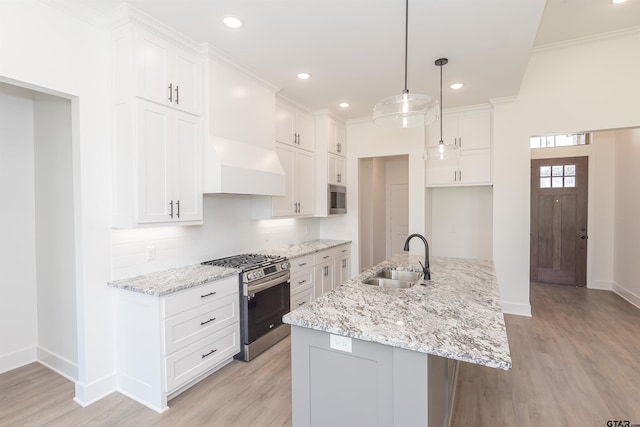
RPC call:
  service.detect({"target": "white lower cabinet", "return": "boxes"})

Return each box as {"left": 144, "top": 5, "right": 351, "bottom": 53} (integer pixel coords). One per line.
{"left": 289, "top": 254, "right": 315, "bottom": 311}
{"left": 334, "top": 245, "right": 351, "bottom": 286}
{"left": 114, "top": 275, "right": 239, "bottom": 413}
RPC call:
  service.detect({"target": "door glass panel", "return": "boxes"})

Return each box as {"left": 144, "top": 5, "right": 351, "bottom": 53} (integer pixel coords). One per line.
{"left": 540, "top": 177, "right": 551, "bottom": 188}
{"left": 552, "top": 177, "right": 564, "bottom": 188}
{"left": 552, "top": 165, "right": 564, "bottom": 176}
{"left": 540, "top": 166, "right": 551, "bottom": 177}
{"left": 564, "top": 164, "right": 576, "bottom": 176}
{"left": 565, "top": 176, "right": 576, "bottom": 187}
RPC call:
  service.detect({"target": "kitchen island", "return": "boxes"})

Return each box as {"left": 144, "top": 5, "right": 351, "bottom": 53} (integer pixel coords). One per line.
{"left": 283, "top": 254, "right": 511, "bottom": 427}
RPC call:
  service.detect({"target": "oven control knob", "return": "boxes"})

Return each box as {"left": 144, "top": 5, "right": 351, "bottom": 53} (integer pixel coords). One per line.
{"left": 281, "top": 261, "right": 290, "bottom": 271}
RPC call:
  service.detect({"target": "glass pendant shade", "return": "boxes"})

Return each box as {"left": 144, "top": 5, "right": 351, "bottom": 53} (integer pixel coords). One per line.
{"left": 426, "top": 57, "right": 458, "bottom": 160}
{"left": 373, "top": 92, "right": 438, "bottom": 128}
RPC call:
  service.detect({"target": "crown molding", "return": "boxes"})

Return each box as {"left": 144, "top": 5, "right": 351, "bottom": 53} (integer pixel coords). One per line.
{"left": 533, "top": 25, "right": 640, "bottom": 53}
{"left": 489, "top": 96, "right": 517, "bottom": 107}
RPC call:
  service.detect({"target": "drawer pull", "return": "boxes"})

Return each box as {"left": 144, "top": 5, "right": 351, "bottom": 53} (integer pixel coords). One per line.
{"left": 298, "top": 280, "right": 307, "bottom": 285}
{"left": 201, "top": 349, "right": 217, "bottom": 359}
{"left": 298, "top": 262, "right": 307, "bottom": 267}
{"left": 323, "top": 255, "right": 330, "bottom": 259}
{"left": 200, "top": 317, "right": 217, "bottom": 326}
{"left": 298, "top": 301, "right": 306, "bottom": 306}
{"left": 201, "top": 291, "right": 217, "bottom": 298}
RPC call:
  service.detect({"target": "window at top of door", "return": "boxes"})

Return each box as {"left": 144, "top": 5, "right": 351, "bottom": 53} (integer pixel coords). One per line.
{"left": 540, "top": 164, "right": 576, "bottom": 188}
{"left": 530, "top": 133, "right": 590, "bottom": 148}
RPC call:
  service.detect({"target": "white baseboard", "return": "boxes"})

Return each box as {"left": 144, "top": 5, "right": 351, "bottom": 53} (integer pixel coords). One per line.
{"left": 37, "top": 346, "right": 78, "bottom": 382}
{"left": 588, "top": 279, "right": 613, "bottom": 290}
{"left": 0, "top": 346, "right": 37, "bottom": 374}
{"left": 501, "top": 301, "right": 531, "bottom": 317}
{"left": 73, "top": 373, "right": 117, "bottom": 407}
{"left": 612, "top": 282, "right": 640, "bottom": 310}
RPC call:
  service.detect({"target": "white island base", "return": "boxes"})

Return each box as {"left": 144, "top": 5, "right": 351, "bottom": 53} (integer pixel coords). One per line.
{"left": 290, "top": 325, "right": 458, "bottom": 427}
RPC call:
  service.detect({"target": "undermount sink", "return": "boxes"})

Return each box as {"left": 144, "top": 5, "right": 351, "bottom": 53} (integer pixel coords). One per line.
{"left": 364, "top": 270, "right": 423, "bottom": 289}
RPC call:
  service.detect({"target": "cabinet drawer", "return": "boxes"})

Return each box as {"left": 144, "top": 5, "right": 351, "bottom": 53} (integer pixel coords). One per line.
{"left": 163, "top": 293, "right": 239, "bottom": 355}
{"left": 314, "top": 250, "right": 334, "bottom": 265}
{"left": 164, "top": 323, "right": 239, "bottom": 393}
{"left": 290, "top": 268, "right": 314, "bottom": 293}
{"left": 291, "top": 254, "right": 314, "bottom": 272}
{"left": 290, "top": 284, "right": 314, "bottom": 312}
{"left": 333, "top": 245, "right": 350, "bottom": 258}
{"left": 162, "top": 276, "right": 238, "bottom": 318}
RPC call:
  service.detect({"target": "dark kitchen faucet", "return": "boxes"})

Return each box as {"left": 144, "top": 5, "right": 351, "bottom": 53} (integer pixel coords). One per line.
{"left": 403, "top": 234, "right": 431, "bottom": 280}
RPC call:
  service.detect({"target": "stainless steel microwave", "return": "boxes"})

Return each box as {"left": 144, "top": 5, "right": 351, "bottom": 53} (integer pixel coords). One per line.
{"left": 328, "top": 184, "right": 346, "bottom": 215}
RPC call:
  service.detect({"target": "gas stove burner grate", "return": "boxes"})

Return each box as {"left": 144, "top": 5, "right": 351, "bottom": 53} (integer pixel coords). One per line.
{"left": 201, "top": 253, "right": 284, "bottom": 270}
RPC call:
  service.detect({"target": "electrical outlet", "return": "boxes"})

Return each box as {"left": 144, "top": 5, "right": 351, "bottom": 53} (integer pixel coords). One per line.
{"left": 145, "top": 245, "right": 156, "bottom": 261}
{"left": 330, "top": 334, "right": 352, "bottom": 353}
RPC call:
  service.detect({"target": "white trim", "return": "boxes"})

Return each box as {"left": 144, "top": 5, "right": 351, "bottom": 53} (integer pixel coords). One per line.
{"left": 612, "top": 282, "right": 640, "bottom": 310}
{"left": 501, "top": 301, "right": 532, "bottom": 317}
{"left": 73, "top": 373, "right": 117, "bottom": 407}
{"left": 0, "top": 347, "right": 37, "bottom": 375}
{"left": 533, "top": 26, "right": 640, "bottom": 53}
{"left": 37, "top": 347, "right": 78, "bottom": 382}
{"left": 587, "top": 279, "right": 613, "bottom": 291}
{"left": 489, "top": 96, "right": 517, "bottom": 107}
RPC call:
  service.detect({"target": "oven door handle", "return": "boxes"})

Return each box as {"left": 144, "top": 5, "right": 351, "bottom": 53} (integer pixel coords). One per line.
{"left": 247, "top": 271, "right": 290, "bottom": 294}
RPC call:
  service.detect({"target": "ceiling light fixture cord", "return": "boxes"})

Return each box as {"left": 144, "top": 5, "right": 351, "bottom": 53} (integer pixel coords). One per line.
{"left": 403, "top": 0, "right": 409, "bottom": 94}
{"left": 439, "top": 59, "right": 443, "bottom": 143}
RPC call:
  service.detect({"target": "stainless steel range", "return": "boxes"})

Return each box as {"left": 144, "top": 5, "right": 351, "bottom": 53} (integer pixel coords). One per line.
{"left": 202, "top": 254, "right": 290, "bottom": 361}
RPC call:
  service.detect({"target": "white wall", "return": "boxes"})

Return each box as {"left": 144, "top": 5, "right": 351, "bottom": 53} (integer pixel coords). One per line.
{"left": 34, "top": 92, "right": 78, "bottom": 380}
{"left": 431, "top": 186, "right": 493, "bottom": 260}
{"left": 613, "top": 128, "right": 640, "bottom": 308}
{"left": 0, "top": 83, "right": 38, "bottom": 373}
{"left": 492, "top": 30, "right": 640, "bottom": 316}
{"left": 0, "top": 0, "right": 113, "bottom": 404}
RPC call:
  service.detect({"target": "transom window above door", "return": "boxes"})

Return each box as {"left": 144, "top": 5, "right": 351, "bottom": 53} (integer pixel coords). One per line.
{"left": 530, "top": 133, "right": 590, "bottom": 148}
{"left": 539, "top": 164, "right": 576, "bottom": 188}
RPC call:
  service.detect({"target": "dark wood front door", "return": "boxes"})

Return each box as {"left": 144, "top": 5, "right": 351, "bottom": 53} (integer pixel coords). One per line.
{"left": 530, "top": 156, "right": 588, "bottom": 286}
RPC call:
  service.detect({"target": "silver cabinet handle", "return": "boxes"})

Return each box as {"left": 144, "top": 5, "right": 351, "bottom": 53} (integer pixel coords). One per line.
{"left": 200, "top": 317, "right": 216, "bottom": 326}
{"left": 459, "top": 137, "right": 461, "bottom": 148}
{"left": 337, "top": 143, "right": 341, "bottom": 153}
{"left": 337, "top": 173, "right": 341, "bottom": 183}
{"left": 169, "top": 200, "right": 174, "bottom": 218}
{"left": 201, "top": 349, "right": 217, "bottom": 359}
{"left": 176, "top": 200, "right": 180, "bottom": 218}
{"left": 459, "top": 170, "right": 462, "bottom": 181}
{"left": 298, "top": 279, "right": 307, "bottom": 285}
{"left": 200, "top": 291, "right": 217, "bottom": 298}
{"left": 298, "top": 262, "right": 307, "bottom": 267}
{"left": 168, "top": 83, "right": 173, "bottom": 102}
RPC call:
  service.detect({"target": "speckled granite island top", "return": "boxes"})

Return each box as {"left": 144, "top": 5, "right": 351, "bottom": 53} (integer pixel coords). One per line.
{"left": 108, "top": 264, "right": 240, "bottom": 296}
{"left": 283, "top": 254, "right": 512, "bottom": 370}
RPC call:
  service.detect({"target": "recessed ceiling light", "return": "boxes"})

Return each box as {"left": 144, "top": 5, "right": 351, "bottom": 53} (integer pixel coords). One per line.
{"left": 611, "top": 0, "right": 627, "bottom": 3}
{"left": 297, "top": 72, "right": 311, "bottom": 80}
{"left": 222, "top": 15, "right": 243, "bottom": 29}
{"left": 339, "top": 102, "right": 350, "bottom": 108}
{"left": 450, "top": 83, "right": 464, "bottom": 90}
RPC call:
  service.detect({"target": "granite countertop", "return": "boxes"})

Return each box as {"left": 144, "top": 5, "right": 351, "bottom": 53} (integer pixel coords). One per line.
{"left": 108, "top": 264, "right": 240, "bottom": 296}
{"left": 283, "top": 254, "right": 512, "bottom": 370}
{"left": 108, "top": 239, "right": 351, "bottom": 296}
{"left": 260, "top": 239, "right": 351, "bottom": 259}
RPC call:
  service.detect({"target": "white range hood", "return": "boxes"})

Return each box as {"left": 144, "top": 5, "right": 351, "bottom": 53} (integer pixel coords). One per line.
{"left": 203, "top": 136, "right": 286, "bottom": 196}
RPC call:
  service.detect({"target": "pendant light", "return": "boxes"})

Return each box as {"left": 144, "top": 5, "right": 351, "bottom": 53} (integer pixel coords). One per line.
{"left": 372, "top": 0, "right": 437, "bottom": 128}
{"left": 427, "top": 58, "right": 458, "bottom": 160}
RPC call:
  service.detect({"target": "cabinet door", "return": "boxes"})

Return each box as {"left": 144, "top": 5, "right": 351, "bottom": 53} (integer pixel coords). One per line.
{"left": 328, "top": 154, "right": 345, "bottom": 185}
{"left": 314, "top": 260, "right": 333, "bottom": 299}
{"left": 334, "top": 247, "right": 351, "bottom": 286}
{"left": 295, "top": 150, "right": 315, "bottom": 215}
{"left": 426, "top": 156, "right": 458, "bottom": 187}
{"left": 272, "top": 144, "right": 295, "bottom": 217}
{"left": 335, "top": 121, "right": 346, "bottom": 155}
{"left": 171, "top": 50, "right": 200, "bottom": 115}
{"left": 295, "top": 110, "right": 315, "bottom": 152}
{"left": 290, "top": 285, "right": 314, "bottom": 312}
{"left": 275, "top": 103, "right": 296, "bottom": 146}
{"left": 137, "top": 101, "right": 172, "bottom": 223}
{"left": 174, "top": 111, "right": 202, "bottom": 221}
{"left": 458, "top": 148, "right": 491, "bottom": 185}
{"left": 458, "top": 109, "right": 491, "bottom": 150}
{"left": 428, "top": 114, "right": 458, "bottom": 148}
{"left": 136, "top": 30, "right": 171, "bottom": 108}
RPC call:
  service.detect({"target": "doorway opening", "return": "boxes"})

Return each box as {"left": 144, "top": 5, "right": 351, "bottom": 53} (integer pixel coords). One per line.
{"left": 530, "top": 156, "right": 588, "bottom": 286}
{"left": 358, "top": 155, "right": 409, "bottom": 272}
{"left": 0, "top": 81, "right": 78, "bottom": 380}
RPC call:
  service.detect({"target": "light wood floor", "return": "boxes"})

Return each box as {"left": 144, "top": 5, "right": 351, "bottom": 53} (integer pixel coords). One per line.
{"left": 2, "top": 283, "right": 639, "bottom": 426}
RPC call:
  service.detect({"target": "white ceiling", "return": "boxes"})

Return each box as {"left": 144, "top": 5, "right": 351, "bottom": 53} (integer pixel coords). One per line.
{"left": 82, "top": 0, "right": 640, "bottom": 121}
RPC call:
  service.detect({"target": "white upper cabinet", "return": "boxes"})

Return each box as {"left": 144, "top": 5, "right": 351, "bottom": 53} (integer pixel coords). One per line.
{"left": 111, "top": 17, "right": 203, "bottom": 227}
{"left": 135, "top": 28, "right": 200, "bottom": 115}
{"left": 328, "top": 118, "right": 347, "bottom": 156}
{"left": 426, "top": 106, "right": 492, "bottom": 187}
{"left": 328, "top": 154, "right": 345, "bottom": 186}
{"left": 276, "top": 100, "right": 315, "bottom": 152}
{"left": 272, "top": 143, "right": 315, "bottom": 217}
